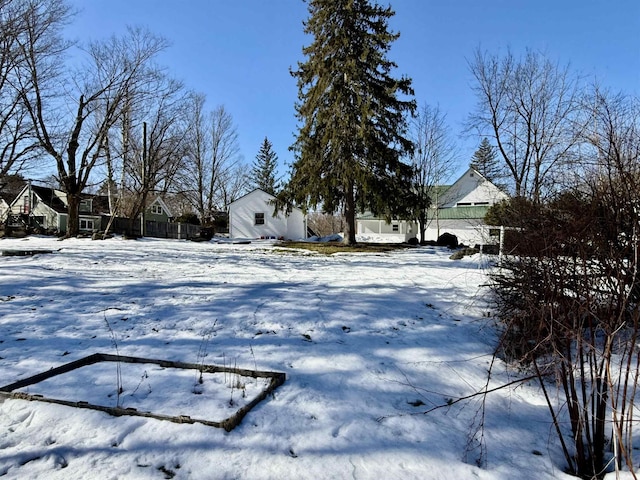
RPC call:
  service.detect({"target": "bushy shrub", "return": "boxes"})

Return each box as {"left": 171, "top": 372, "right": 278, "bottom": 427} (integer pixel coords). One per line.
{"left": 436, "top": 232, "right": 458, "bottom": 248}
{"left": 492, "top": 185, "right": 640, "bottom": 478}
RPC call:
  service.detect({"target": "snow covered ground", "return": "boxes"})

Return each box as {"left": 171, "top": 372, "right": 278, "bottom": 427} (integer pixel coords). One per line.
{"left": 0, "top": 236, "right": 578, "bottom": 479}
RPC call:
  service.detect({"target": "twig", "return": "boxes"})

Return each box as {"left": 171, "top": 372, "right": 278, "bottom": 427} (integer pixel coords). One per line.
{"left": 104, "top": 313, "right": 123, "bottom": 407}
{"left": 376, "top": 374, "right": 538, "bottom": 422}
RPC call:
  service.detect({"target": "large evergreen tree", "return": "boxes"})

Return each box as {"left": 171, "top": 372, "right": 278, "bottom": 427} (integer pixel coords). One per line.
{"left": 251, "top": 137, "right": 279, "bottom": 195}
{"left": 470, "top": 137, "right": 499, "bottom": 180}
{"left": 470, "top": 137, "right": 507, "bottom": 191}
{"left": 286, "top": 0, "right": 416, "bottom": 245}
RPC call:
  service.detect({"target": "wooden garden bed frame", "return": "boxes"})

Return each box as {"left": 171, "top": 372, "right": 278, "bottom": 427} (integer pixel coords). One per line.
{"left": 0, "top": 353, "right": 286, "bottom": 432}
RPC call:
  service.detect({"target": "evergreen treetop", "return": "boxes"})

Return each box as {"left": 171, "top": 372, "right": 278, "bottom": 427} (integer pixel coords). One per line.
{"left": 251, "top": 137, "right": 280, "bottom": 195}
{"left": 470, "top": 137, "right": 506, "bottom": 189}
{"left": 285, "top": 0, "right": 416, "bottom": 244}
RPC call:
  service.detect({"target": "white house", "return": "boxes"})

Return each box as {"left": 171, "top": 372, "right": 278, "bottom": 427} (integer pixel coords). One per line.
{"left": 357, "top": 167, "right": 508, "bottom": 246}
{"left": 228, "top": 189, "right": 307, "bottom": 240}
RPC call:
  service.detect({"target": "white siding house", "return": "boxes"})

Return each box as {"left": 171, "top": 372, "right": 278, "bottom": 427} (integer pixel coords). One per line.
{"left": 228, "top": 189, "right": 307, "bottom": 240}
{"left": 357, "top": 167, "right": 508, "bottom": 246}
{"left": 8, "top": 184, "right": 70, "bottom": 232}
{"left": 0, "top": 197, "right": 9, "bottom": 222}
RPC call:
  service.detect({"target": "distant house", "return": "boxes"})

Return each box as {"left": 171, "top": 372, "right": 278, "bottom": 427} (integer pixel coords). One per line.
{"left": 139, "top": 196, "right": 177, "bottom": 237}
{"left": 144, "top": 196, "right": 173, "bottom": 223}
{"left": 228, "top": 189, "right": 306, "bottom": 240}
{"left": 357, "top": 167, "right": 509, "bottom": 246}
{"left": 7, "top": 184, "right": 109, "bottom": 234}
{"left": 4, "top": 184, "right": 197, "bottom": 238}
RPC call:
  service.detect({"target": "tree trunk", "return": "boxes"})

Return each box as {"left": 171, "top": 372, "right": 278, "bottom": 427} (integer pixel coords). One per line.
{"left": 343, "top": 179, "right": 357, "bottom": 245}
{"left": 66, "top": 193, "right": 80, "bottom": 237}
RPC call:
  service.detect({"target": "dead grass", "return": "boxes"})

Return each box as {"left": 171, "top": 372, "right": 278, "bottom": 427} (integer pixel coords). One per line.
{"left": 275, "top": 241, "right": 411, "bottom": 255}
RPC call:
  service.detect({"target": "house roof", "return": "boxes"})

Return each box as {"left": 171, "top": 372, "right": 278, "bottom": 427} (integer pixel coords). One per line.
{"left": 147, "top": 196, "right": 173, "bottom": 217}
{"left": 31, "top": 185, "right": 67, "bottom": 213}
{"left": 229, "top": 188, "right": 304, "bottom": 215}
{"left": 228, "top": 188, "right": 273, "bottom": 206}
{"left": 434, "top": 205, "right": 490, "bottom": 220}
{"left": 0, "top": 175, "right": 27, "bottom": 203}
{"left": 420, "top": 184, "right": 451, "bottom": 198}
{"left": 15, "top": 184, "right": 111, "bottom": 216}
{"left": 357, "top": 205, "right": 491, "bottom": 221}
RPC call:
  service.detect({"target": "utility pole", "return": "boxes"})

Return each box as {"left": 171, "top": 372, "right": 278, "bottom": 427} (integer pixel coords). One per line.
{"left": 140, "top": 121, "right": 147, "bottom": 237}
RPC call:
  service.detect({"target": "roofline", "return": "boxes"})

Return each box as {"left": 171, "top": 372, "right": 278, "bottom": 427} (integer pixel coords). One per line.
{"left": 228, "top": 188, "right": 304, "bottom": 215}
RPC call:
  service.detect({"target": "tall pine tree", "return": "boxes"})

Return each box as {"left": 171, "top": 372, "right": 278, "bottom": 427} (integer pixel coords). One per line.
{"left": 251, "top": 137, "right": 279, "bottom": 195}
{"left": 286, "top": 0, "right": 416, "bottom": 245}
{"left": 470, "top": 137, "right": 506, "bottom": 190}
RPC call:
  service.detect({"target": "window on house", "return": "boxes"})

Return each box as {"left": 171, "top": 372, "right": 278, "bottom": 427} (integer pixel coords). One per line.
{"left": 392, "top": 224, "right": 399, "bottom": 232}
{"left": 80, "top": 219, "right": 94, "bottom": 231}
{"left": 151, "top": 204, "right": 163, "bottom": 215}
{"left": 79, "top": 199, "right": 92, "bottom": 212}
{"left": 456, "top": 202, "right": 472, "bottom": 206}
{"left": 255, "top": 212, "right": 265, "bottom": 225}
{"left": 475, "top": 202, "right": 489, "bottom": 206}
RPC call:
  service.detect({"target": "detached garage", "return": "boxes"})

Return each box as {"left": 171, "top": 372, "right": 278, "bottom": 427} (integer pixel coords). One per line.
{"left": 228, "top": 189, "right": 307, "bottom": 240}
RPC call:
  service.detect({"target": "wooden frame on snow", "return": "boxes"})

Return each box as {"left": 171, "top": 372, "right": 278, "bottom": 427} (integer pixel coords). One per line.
{"left": 0, "top": 353, "right": 286, "bottom": 432}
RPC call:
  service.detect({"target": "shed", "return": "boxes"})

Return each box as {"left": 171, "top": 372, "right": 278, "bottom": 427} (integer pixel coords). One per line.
{"left": 228, "top": 189, "right": 306, "bottom": 240}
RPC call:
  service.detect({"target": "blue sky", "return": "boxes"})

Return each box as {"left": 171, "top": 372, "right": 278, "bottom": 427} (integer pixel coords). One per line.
{"left": 66, "top": 0, "right": 639, "bottom": 179}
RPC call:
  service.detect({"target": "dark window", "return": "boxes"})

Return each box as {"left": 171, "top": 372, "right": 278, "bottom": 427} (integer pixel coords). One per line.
{"left": 79, "top": 199, "right": 92, "bottom": 212}
{"left": 80, "top": 219, "right": 94, "bottom": 231}
{"left": 255, "top": 212, "right": 265, "bottom": 225}
{"left": 392, "top": 224, "right": 399, "bottom": 232}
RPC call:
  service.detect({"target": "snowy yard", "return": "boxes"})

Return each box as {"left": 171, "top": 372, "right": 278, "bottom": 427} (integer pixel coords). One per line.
{"left": 0, "top": 236, "right": 576, "bottom": 479}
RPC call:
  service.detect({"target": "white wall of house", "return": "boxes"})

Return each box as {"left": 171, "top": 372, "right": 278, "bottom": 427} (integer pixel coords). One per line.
{"left": 10, "top": 186, "right": 62, "bottom": 230}
{"left": 439, "top": 168, "right": 508, "bottom": 208}
{"left": 357, "top": 219, "right": 417, "bottom": 242}
{"left": 421, "top": 219, "right": 490, "bottom": 246}
{"left": 228, "top": 189, "right": 306, "bottom": 240}
{"left": 357, "top": 217, "right": 493, "bottom": 246}
{"left": 0, "top": 199, "right": 9, "bottom": 221}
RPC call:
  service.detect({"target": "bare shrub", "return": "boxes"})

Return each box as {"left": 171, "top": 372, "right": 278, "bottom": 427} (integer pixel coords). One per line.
{"left": 491, "top": 90, "right": 640, "bottom": 479}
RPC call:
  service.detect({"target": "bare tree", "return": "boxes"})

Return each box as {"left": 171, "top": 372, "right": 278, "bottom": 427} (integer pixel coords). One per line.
{"left": 110, "top": 73, "right": 189, "bottom": 224}
{"left": 179, "top": 100, "right": 244, "bottom": 223}
{"left": 0, "top": 0, "right": 62, "bottom": 180}
{"left": 217, "top": 162, "right": 250, "bottom": 210}
{"left": 491, "top": 89, "right": 640, "bottom": 478}
{"left": 307, "top": 211, "right": 344, "bottom": 237}
{"left": 467, "top": 48, "right": 581, "bottom": 201}
{"left": 409, "top": 103, "right": 458, "bottom": 243}
{"left": 17, "top": 14, "right": 168, "bottom": 236}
